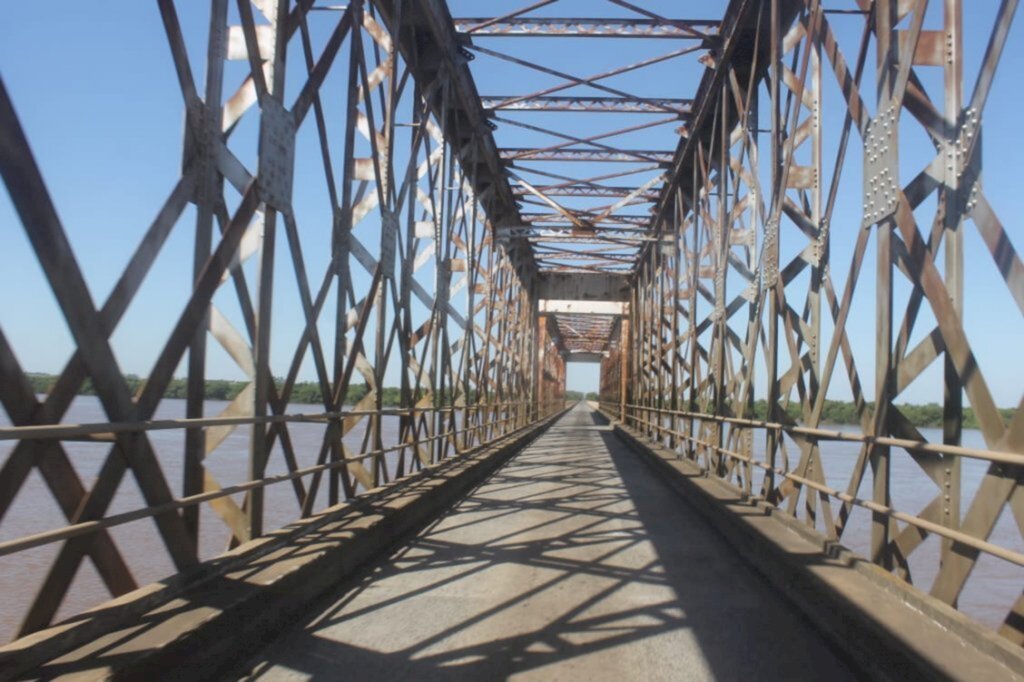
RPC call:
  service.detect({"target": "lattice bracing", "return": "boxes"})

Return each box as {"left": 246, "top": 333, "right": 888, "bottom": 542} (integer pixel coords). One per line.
{"left": 606, "top": 0, "right": 1024, "bottom": 643}
{"left": 0, "top": 0, "right": 563, "bottom": 640}
{"left": 1, "top": 0, "right": 1022, "bottom": 651}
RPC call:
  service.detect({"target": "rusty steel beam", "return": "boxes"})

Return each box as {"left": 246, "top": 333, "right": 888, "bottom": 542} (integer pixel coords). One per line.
{"left": 502, "top": 148, "right": 675, "bottom": 163}
{"left": 551, "top": 312, "right": 618, "bottom": 354}
{"left": 521, "top": 213, "right": 652, "bottom": 227}
{"left": 482, "top": 95, "right": 693, "bottom": 114}
{"left": 497, "top": 228, "right": 656, "bottom": 242}
{"left": 374, "top": 0, "right": 536, "bottom": 273}
{"left": 454, "top": 17, "right": 719, "bottom": 39}
{"left": 601, "top": 0, "right": 1024, "bottom": 649}
{"left": 0, "top": 0, "right": 567, "bottom": 642}
{"left": 513, "top": 185, "right": 659, "bottom": 200}
{"left": 2, "top": 0, "right": 1022, "bottom": 658}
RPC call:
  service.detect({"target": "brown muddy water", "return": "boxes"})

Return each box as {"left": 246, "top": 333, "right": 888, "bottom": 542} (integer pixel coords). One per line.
{"left": 0, "top": 397, "right": 1019, "bottom": 642}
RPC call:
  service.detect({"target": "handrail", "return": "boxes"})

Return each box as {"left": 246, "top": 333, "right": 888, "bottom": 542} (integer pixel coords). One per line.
{"left": 620, "top": 403, "right": 1024, "bottom": 467}
{"left": 616, "top": 409, "right": 1024, "bottom": 570}
{"left": 0, "top": 403, "right": 567, "bottom": 558}
{"left": 0, "top": 401, "right": 542, "bottom": 441}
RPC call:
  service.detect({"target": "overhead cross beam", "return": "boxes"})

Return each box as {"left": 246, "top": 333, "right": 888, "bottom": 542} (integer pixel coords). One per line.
{"left": 550, "top": 313, "right": 618, "bottom": 354}
{"left": 501, "top": 148, "right": 675, "bottom": 164}
{"left": 497, "top": 227, "right": 658, "bottom": 241}
{"left": 454, "top": 17, "right": 720, "bottom": 39}
{"left": 470, "top": 43, "right": 703, "bottom": 115}
{"left": 481, "top": 95, "right": 693, "bottom": 115}
{"left": 459, "top": 1, "right": 718, "bottom": 277}
{"left": 512, "top": 185, "right": 659, "bottom": 200}
{"left": 521, "top": 213, "right": 652, "bottom": 227}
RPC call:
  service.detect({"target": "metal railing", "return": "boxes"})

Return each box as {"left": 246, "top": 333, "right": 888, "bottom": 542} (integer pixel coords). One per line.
{"left": 0, "top": 400, "right": 567, "bottom": 560}
{"left": 615, "top": 404, "right": 1024, "bottom": 570}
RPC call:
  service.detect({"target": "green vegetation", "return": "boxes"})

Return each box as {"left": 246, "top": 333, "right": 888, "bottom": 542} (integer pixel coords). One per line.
{"left": 565, "top": 391, "right": 601, "bottom": 402}
{"left": 24, "top": 373, "right": 1012, "bottom": 428}
{"left": 738, "top": 398, "right": 1010, "bottom": 430}
{"left": 28, "top": 373, "right": 414, "bottom": 408}
{"left": 565, "top": 390, "right": 585, "bottom": 402}
{"left": 585, "top": 395, "right": 1011, "bottom": 429}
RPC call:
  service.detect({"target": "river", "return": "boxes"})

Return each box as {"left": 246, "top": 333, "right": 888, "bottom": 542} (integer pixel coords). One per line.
{"left": 0, "top": 397, "right": 1018, "bottom": 642}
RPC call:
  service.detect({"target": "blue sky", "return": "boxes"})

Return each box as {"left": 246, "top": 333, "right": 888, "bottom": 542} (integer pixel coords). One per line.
{"left": 1, "top": 1, "right": 1022, "bottom": 404}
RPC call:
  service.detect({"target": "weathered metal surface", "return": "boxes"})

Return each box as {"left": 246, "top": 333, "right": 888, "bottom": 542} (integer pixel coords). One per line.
{"left": 454, "top": 17, "right": 719, "bottom": 39}
{"left": 482, "top": 95, "right": 693, "bottom": 114}
{"left": 536, "top": 273, "right": 631, "bottom": 302}
{"left": 539, "top": 300, "right": 625, "bottom": 316}
{"left": 0, "top": 0, "right": 564, "bottom": 640}
{"left": 601, "top": 0, "right": 1024, "bottom": 646}
{"left": 501, "top": 147, "right": 676, "bottom": 163}
{"left": 0, "top": 0, "right": 1021, "bottom": 654}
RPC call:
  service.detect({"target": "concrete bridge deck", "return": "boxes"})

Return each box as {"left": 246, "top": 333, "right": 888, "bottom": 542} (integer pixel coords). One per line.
{"left": 241, "top": 404, "right": 854, "bottom": 680}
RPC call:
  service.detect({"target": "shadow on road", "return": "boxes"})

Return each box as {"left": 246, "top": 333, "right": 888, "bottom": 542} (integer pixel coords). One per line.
{"left": 239, "top": 404, "right": 854, "bottom": 680}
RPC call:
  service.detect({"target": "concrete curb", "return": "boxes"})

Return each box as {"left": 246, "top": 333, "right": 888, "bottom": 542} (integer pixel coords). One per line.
{"left": 0, "top": 409, "right": 569, "bottom": 681}
{"left": 611, "top": 420, "right": 1024, "bottom": 682}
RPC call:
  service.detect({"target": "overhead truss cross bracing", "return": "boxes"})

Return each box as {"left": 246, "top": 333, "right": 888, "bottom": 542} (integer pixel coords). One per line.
{"left": 455, "top": 1, "right": 712, "bottom": 356}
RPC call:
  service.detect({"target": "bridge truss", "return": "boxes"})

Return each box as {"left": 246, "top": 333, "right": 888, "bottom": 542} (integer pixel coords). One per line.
{"left": 0, "top": 0, "right": 1022, "bottom": 652}
{"left": 600, "top": 0, "right": 1024, "bottom": 643}
{"left": 0, "top": 0, "right": 564, "bottom": 638}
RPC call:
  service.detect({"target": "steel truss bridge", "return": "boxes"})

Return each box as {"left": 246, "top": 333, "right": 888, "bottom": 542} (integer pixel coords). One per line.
{"left": 1, "top": 0, "right": 1023, "bottom": 678}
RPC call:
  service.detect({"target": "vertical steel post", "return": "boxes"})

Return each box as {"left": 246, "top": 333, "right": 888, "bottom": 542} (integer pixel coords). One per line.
{"left": 870, "top": 0, "right": 897, "bottom": 569}
{"left": 940, "top": 0, "right": 964, "bottom": 582}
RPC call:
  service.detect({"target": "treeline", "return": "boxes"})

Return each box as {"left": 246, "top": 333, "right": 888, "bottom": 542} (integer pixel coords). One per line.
{"left": 565, "top": 391, "right": 600, "bottom": 402}
{"left": 25, "top": 374, "right": 1011, "bottom": 428}
{"left": 27, "top": 372, "right": 597, "bottom": 408}
{"left": 28, "top": 373, "right": 426, "bottom": 408}
{"left": 737, "top": 399, "right": 1008, "bottom": 430}
{"left": 741, "top": 395, "right": 1011, "bottom": 428}
{"left": 590, "top": 395, "right": 1012, "bottom": 430}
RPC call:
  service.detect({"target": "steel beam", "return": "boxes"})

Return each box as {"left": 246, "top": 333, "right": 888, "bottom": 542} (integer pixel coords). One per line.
{"left": 482, "top": 95, "right": 692, "bottom": 114}
{"left": 513, "top": 184, "right": 659, "bottom": 199}
{"left": 454, "top": 17, "right": 719, "bottom": 39}
{"left": 502, "top": 148, "right": 675, "bottom": 163}
{"left": 539, "top": 300, "right": 625, "bottom": 315}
